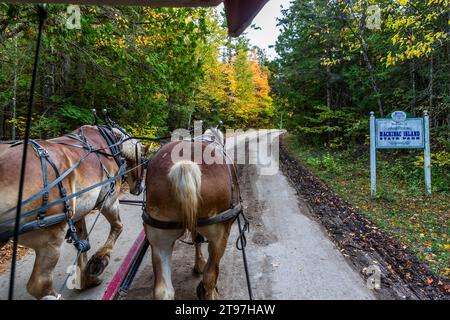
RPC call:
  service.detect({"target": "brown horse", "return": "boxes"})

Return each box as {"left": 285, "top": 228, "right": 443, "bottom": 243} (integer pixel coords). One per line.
{"left": 0, "top": 125, "right": 144, "bottom": 299}
{"left": 143, "top": 128, "right": 240, "bottom": 300}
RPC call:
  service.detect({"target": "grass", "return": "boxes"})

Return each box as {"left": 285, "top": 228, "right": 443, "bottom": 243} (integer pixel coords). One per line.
{"left": 285, "top": 135, "right": 450, "bottom": 280}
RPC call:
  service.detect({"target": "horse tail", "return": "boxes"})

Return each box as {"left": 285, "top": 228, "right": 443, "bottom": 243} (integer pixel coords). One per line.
{"left": 167, "top": 160, "right": 202, "bottom": 232}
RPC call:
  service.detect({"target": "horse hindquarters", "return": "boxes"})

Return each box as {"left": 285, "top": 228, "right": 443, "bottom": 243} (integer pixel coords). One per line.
{"left": 146, "top": 160, "right": 202, "bottom": 300}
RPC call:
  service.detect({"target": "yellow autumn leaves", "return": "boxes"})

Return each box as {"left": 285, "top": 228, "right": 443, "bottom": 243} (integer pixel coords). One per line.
{"left": 398, "top": 0, "right": 449, "bottom": 5}
{"left": 385, "top": 1, "right": 449, "bottom": 67}
{"left": 95, "top": 35, "right": 126, "bottom": 49}
{"left": 94, "top": 33, "right": 167, "bottom": 50}
{"left": 386, "top": 32, "right": 448, "bottom": 66}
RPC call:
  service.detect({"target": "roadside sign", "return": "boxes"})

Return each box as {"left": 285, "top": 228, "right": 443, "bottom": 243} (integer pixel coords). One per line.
{"left": 376, "top": 117, "right": 424, "bottom": 149}
{"left": 370, "top": 110, "right": 431, "bottom": 197}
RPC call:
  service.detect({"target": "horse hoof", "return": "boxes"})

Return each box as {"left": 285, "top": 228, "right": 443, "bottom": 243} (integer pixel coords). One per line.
{"left": 86, "top": 255, "right": 109, "bottom": 277}
{"left": 41, "top": 295, "right": 60, "bottom": 300}
{"left": 84, "top": 276, "right": 103, "bottom": 289}
{"left": 196, "top": 281, "right": 206, "bottom": 300}
{"left": 196, "top": 282, "right": 219, "bottom": 300}
{"left": 193, "top": 267, "right": 202, "bottom": 275}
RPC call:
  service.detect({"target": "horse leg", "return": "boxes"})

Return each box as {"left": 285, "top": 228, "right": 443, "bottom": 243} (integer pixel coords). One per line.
{"left": 145, "top": 226, "right": 183, "bottom": 300}
{"left": 86, "top": 199, "right": 123, "bottom": 277}
{"left": 197, "top": 221, "right": 232, "bottom": 300}
{"left": 74, "top": 218, "right": 102, "bottom": 289}
{"left": 193, "top": 234, "right": 206, "bottom": 274}
{"left": 25, "top": 229, "right": 64, "bottom": 299}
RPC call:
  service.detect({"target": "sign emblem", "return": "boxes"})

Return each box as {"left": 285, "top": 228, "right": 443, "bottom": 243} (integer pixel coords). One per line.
{"left": 391, "top": 111, "right": 407, "bottom": 123}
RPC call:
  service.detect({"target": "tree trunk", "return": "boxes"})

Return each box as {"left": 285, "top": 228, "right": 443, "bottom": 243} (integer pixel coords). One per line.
{"left": 429, "top": 55, "right": 433, "bottom": 110}
{"left": 326, "top": 64, "right": 332, "bottom": 109}
{"left": 12, "top": 38, "right": 18, "bottom": 140}
{"left": 345, "top": 7, "right": 384, "bottom": 117}
{"left": 62, "top": 46, "right": 71, "bottom": 95}
{"left": 409, "top": 59, "right": 416, "bottom": 116}
{"left": 361, "top": 45, "right": 384, "bottom": 117}
{"left": 447, "top": 10, "right": 450, "bottom": 100}
{"left": 50, "top": 45, "right": 55, "bottom": 97}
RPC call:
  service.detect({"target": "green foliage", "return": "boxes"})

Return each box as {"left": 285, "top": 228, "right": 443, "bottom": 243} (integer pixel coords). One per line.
{"left": 414, "top": 150, "right": 450, "bottom": 172}
{"left": 294, "top": 105, "right": 367, "bottom": 147}
{"left": 306, "top": 152, "right": 344, "bottom": 173}
{"left": 270, "top": 0, "right": 449, "bottom": 150}
{"left": 0, "top": 5, "right": 273, "bottom": 140}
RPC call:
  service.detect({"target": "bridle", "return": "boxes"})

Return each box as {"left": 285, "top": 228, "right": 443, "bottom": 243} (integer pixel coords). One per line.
{"left": 196, "top": 128, "right": 225, "bottom": 149}
{"left": 96, "top": 112, "right": 146, "bottom": 189}
{"left": 129, "top": 139, "right": 146, "bottom": 189}
{"left": 102, "top": 124, "right": 146, "bottom": 190}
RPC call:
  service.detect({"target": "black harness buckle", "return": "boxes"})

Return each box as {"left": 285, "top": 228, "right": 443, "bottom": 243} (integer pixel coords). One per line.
{"left": 65, "top": 219, "right": 90, "bottom": 253}
{"left": 37, "top": 215, "right": 47, "bottom": 228}
{"left": 37, "top": 148, "right": 49, "bottom": 158}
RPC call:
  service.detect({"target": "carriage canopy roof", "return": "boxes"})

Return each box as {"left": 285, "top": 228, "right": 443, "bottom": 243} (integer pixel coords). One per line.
{"left": 7, "top": 0, "right": 269, "bottom": 36}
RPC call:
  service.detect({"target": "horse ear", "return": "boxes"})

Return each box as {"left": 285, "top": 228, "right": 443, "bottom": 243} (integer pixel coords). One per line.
{"left": 111, "top": 128, "right": 123, "bottom": 141}
{"left": 143, "top": 144, "right": 151, "bottom": 156}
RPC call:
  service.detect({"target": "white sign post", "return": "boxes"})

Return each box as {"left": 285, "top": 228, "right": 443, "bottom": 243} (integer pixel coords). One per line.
{"left": 423, "top": 111, "right": 431, "bottom": 195}
{"left": 369, "top": 110, "right": 431, "bottom": 198}
{"left": 370, "top": 112, "right": 377, "bottom": 197}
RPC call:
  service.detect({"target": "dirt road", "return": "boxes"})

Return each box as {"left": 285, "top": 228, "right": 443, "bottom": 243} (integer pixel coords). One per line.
{"left": 0, "top": 130, "right": 375, "bottom": 300}
{"left": 125, "top": 130, "right": 375, "bottom": 300}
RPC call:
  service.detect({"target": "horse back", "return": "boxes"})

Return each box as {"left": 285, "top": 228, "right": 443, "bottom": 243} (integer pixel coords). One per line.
{"left": 0, "top": 133, "right": 115, "bottom": 221}
{"left": 145, "top": 141, "right": 236, "bottom": 219}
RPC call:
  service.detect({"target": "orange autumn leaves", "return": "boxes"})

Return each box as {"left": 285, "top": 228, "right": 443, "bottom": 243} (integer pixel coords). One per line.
{"left": 196, "top": 49, "right": 273, "bottom": 128}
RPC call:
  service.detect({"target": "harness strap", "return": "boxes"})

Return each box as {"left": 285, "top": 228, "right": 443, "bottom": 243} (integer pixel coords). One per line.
{"left": 0, "top": 127, "right": 126, "bottom": 219}
{"left": 0, "top": 212, "right": 67, "bottom": 240}
{"left": 29, "top": 140, "right": 71, "bottom": 217}
{"left": 142, "top": 204, "right": 242, "bottom": 230}
{"left": 97, "top": 125, "right": 124, "bottom": 169}
{"left": 64, "top": 131, "right": 114, "bottom": 178}
{"left": 0, "top": 123, "right": 135, "bottom": 255}
{"left": 26, "top": 140, "right": 90, "bottom": 251}
{"left": 52, "top": 134, "right": 114, "bottom": 160}
{"left": 0, "top": 147, "right": 90, "bottom": 218}
{"left": 0, "top": 163, "right": 126, "bottom": 228}
{"left": 197, "top": 137, "right": 239, "bottom": 208}
{"left": 29, "top": 141, "right": 49, "bottom": 219}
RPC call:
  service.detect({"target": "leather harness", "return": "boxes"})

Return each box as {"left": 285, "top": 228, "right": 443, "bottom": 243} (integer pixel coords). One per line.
{"left": 0, "top": 125, "right": 130, "bottom": 252}
{"left": 142, "top": 136, "right": 243, "bottom": 230}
